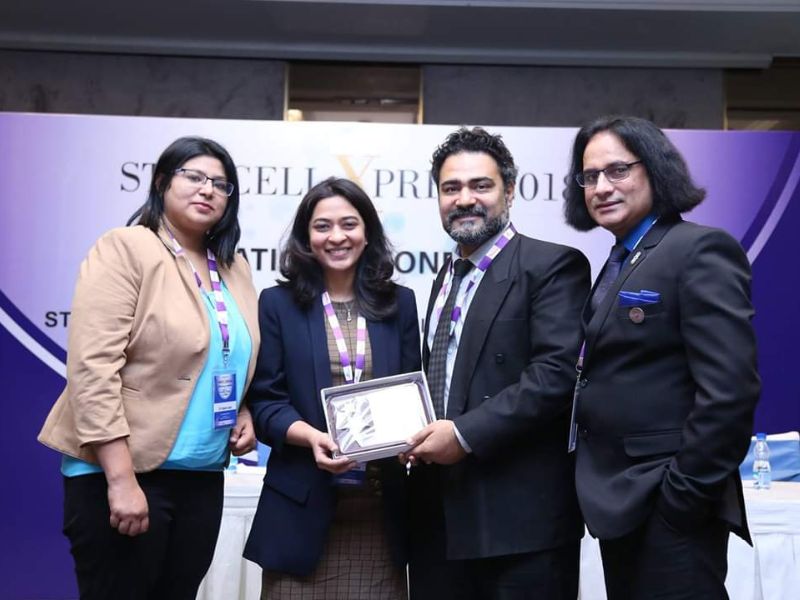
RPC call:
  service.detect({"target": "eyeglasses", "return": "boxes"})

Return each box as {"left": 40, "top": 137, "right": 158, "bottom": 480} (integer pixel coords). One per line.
{"left": 575, "top": 160, "right": 642, "bottom": 188}
{"left": 174, "top": 168, "right": 235, "bottom": 197}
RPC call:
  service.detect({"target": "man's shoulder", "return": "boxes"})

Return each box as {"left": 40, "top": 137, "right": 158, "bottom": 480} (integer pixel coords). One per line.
{"left": 663, "top": 219, "right": 743, "bottom": 252}
{"left": 514, "top": 232, "right": 587, "bottom": 264}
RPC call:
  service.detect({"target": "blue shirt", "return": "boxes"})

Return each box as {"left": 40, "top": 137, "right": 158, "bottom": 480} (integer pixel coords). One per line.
{"left": 62, "top": 281, "right": 252, "bottom": 476}
{"left": 621, "top": 214, "right": 658, "bottom": 253}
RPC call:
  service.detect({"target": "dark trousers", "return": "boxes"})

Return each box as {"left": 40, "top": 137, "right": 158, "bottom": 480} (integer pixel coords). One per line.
{"left": 599, "top": 509, "right": 730, "bottom": 600}
{"left": 408, "top": 465, "right": 579, "bottom": 600}
{"left": 63, "top": 469, "right": 224, "bottom": 600}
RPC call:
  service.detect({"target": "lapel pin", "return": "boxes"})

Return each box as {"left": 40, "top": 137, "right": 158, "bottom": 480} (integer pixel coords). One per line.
{"left": 630, "top": 251, "right": 642, "bottom": 265}
{"left": 629, "top": 307, "right": 645, "bottom": 324}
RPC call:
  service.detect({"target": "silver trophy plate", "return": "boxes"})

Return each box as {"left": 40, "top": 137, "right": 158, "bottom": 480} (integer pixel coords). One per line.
{"left": 320, "top": 371, "right": 435, "bottom": 462}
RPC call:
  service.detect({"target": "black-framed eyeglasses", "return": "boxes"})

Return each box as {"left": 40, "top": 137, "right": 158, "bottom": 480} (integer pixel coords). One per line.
{"left": 575, "top": 160, "right": 642, "bottom": 188}
{"left": 174, "top": 168, "right": 235, "bottom": 197}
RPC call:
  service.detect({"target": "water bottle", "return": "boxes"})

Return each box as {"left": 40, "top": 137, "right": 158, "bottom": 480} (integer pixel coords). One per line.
{"left": 752, "top": 433, "right": 771, "bottom": 490}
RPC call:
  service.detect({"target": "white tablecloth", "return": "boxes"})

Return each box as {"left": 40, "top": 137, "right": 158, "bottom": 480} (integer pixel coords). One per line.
{"left": 198, "top": 472, "right": 800, "bottom": 600}
{"left": 196, "top": 469, "right": 264, "bottom": 600}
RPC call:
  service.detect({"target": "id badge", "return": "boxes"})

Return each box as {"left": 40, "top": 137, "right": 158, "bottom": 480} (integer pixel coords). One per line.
{"left": 333, "top": 462, "right": 367, "bottom": 486}
{"left": 212, "top": 370, "right": 238, "bottom": 430}
{"left": 567, "top": 376, "right": 581, "bottom": 453}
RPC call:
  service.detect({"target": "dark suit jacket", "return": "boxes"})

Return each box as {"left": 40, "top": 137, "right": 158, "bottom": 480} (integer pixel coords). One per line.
{"left": 416, "top": 233, "right": 590, "bottom": 559}
{"left": 575, "top": 216, "right": 760, "bottom": 543}
{"left": 243, "top": 285, "right": 421, "bottom": 575}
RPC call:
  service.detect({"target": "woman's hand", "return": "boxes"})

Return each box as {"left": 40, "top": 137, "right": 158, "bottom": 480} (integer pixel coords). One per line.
{"left": 107, "top": 475, "right": 150, "bottom": 536}
{"left": 286, "top": 420, "right": 356, "bottom": 474}
{"left": 94, "top": 438, "right": 149, "bottom": 536}
{"left": 308, "top": 430, "right": 357, "bottom": 474}
{"left": 229, "top": 406, "right": 257, "bottom": 456}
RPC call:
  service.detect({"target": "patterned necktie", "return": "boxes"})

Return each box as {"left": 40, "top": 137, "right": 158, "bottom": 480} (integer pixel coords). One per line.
{"left": 590, "top": 243, "right": 629, "bottom": 314}
{"left": 427, "top": 259, "right": 474, "bottom": 419}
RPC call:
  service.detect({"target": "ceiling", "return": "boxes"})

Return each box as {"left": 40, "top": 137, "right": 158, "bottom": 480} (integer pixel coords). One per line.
{"left": 2, "top": 0, "right": 800, "bottom": 69}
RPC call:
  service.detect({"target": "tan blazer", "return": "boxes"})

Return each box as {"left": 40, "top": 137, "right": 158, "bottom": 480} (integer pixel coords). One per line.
{"left": 38, "top": 225, "right": 260, "bottom": 472}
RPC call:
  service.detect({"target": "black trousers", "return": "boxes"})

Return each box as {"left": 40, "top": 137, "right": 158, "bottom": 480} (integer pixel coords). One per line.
{"left": 63, "top": 469, "right": 224, "bottom": 600}
{"left": 408, "top": 465, "right": 580, "bottom": 600}
{"left": 599, "top": 508, "right": 730, "bottom": 600}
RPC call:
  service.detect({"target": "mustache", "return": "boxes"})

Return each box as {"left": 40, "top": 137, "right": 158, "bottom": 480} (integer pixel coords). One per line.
{"left": 447, "top": 205, "right": 487, "bottom": 225}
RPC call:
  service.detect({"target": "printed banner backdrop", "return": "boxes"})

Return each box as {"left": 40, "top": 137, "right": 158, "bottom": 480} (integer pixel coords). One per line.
{"left": 1, "top": 113, "right": 798, "bottom": 598}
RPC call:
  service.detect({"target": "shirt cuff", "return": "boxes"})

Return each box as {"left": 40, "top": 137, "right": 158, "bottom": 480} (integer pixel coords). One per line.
{"left": 453, "top": 424, "right": 472, "bottom": 453}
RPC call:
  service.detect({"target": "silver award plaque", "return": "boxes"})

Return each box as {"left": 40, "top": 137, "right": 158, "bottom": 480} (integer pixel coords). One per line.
{"left": 320, "top": 371, "right": 435, "bottom": 462}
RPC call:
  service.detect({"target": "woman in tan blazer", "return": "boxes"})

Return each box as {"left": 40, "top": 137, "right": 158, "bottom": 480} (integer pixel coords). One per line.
{"left": 38, "top": 136, "right": 260, "bottom": 600}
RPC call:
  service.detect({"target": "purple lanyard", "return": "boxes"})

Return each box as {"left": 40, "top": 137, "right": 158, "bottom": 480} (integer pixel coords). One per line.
{"left": 432, "top": 223, "right": 517, "bottom": 334}
{"left": 166, "top": 228, "right": 231, "bottom": 365}
{"left": 321, "top": 291, "right": 366, "bottom": 384}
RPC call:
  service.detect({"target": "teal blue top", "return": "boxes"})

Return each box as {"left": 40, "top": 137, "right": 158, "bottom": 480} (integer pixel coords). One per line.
{"left": 62, "top": 281, "right": 252, "bottom": 476}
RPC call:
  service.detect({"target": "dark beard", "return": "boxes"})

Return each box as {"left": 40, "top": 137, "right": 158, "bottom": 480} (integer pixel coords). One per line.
{"left": 445, "top": 205, "right": 509, "bottom": 248}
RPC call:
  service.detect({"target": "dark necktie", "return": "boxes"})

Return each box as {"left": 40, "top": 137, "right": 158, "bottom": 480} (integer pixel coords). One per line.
{"left": 590, "top": 243, "right": 629, "bottom": 314}
{"left": 427, "top": 259, "right": 474, "bottom": 419}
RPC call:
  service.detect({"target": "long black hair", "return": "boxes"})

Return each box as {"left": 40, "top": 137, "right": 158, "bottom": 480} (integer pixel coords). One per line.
{"left": 563, "top": 115, "right": 705, "bottom": 231}
{"left": 279, "top": 177, "right": 398, "bottom": 320}
{"left": 127, "top": 136, "right": 241, "bottom": 266}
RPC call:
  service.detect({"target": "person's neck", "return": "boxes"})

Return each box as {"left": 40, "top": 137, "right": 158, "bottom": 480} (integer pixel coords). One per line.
{"left": 324, "top": 270, "right": 356, "bottom": 302}
{"left": 165, "top": 218, "right": 205, "bottom": 254}
{"left": 456, "top": 243, "right": 476, "bottom": 259}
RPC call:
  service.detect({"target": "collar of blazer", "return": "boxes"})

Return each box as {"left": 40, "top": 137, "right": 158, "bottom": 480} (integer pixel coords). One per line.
{"left": 306, "top": 294, "right": 396, "bottom": 426}
{"left": 155, "top": 224, "right": 175, "bottom": 254}
{"left": 424, "top": 235, "right": 521, "bottom": 418}
{"left": 581, "top": 215, "right": 682, "bottom": 360}
{"left": 153, "top": 221, "right": 260, "bottom": 389}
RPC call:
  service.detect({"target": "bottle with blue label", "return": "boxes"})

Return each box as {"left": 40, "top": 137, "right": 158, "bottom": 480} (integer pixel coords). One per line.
{"left": 752, "top": 433, "right": 771, "bottom": 490}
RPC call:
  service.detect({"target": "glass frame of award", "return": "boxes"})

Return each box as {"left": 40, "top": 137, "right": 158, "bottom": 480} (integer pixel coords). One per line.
{"left": 320, "top": 371, "right": 435, "bottom": 462}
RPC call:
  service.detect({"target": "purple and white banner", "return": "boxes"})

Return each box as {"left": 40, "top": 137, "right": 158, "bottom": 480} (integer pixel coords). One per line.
{"left": 1, "top": 113, "right": 798, "bottom": 598}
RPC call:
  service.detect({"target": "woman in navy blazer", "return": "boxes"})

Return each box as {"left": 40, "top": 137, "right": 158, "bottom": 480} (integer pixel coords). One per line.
{"left": 244, "top": 177, "right": 421, "bottom": 599}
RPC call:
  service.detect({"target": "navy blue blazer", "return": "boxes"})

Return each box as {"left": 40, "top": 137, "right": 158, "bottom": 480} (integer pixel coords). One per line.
{"left": 243, "top": 284, "right": 421, "bottom": 575}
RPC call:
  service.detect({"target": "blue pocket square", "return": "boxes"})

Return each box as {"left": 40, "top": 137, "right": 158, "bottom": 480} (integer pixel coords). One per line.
{"left": 619, "top": 289, "right": 661, "bottom": 306}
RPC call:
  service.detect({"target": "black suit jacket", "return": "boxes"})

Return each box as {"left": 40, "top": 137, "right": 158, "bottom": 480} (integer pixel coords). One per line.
{"left": 243, "top": 285, "right": 421, "bottom": 575}
{"left": 575, "top": 216, "right": 760, "bottom": 543}
{"left": 417, "top": 233, "right": 590, "bottom": 559}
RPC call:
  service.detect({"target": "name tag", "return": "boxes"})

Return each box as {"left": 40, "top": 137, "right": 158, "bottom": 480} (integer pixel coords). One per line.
{"left": 567, "top": 376, "right": 581, "bottom": 453}
{"left": 212, "top": 371, "right": 238, "bottom": 430}
{"left": 333, "top": 463, "right": 367, "bottom": 486}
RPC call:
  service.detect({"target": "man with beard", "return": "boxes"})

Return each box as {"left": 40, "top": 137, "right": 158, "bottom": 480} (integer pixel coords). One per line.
{"left": 402, "top": 127, "right": 590, "bottom": 599}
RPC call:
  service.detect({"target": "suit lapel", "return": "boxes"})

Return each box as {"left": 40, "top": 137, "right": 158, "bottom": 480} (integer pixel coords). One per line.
{"left": 583, "top": 217, "right": 680, "bottom": 364}
{"left": 446, "top": 236, "right": 519, "bottom": 418}
{"left": 367, "top": 319, "right": 391, "bottom": 378}
{"left": 423, "top": 263, "right": 449, "bottom": 367}
{"left": 307, "top": 297, "right": 332, "bottom": 426}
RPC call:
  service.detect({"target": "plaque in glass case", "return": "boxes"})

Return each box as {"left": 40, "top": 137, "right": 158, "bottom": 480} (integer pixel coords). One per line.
{"left": 320, "top": 371, "right": 435, "bottom": 462}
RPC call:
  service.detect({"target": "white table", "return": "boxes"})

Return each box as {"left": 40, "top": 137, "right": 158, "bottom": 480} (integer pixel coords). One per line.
{"left": 196, "top": 469, "right": 264, "bottom": 600}
{"left": 198, "top": 472, "right": 800, "bottom": 600}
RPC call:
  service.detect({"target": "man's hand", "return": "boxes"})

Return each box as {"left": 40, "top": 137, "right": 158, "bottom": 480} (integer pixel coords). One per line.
{"left": 402, "top": 420, "right": 467, "bottom": 466}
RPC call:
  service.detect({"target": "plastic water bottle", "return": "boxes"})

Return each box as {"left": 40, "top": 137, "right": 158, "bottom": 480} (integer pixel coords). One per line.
{"left": 752, "top": 433, "right": 771, "bottom": 490}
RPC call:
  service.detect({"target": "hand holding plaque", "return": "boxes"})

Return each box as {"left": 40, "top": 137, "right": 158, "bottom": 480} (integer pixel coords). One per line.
{"left": 320, "top": 371, "right": 435, "bottom": 462}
